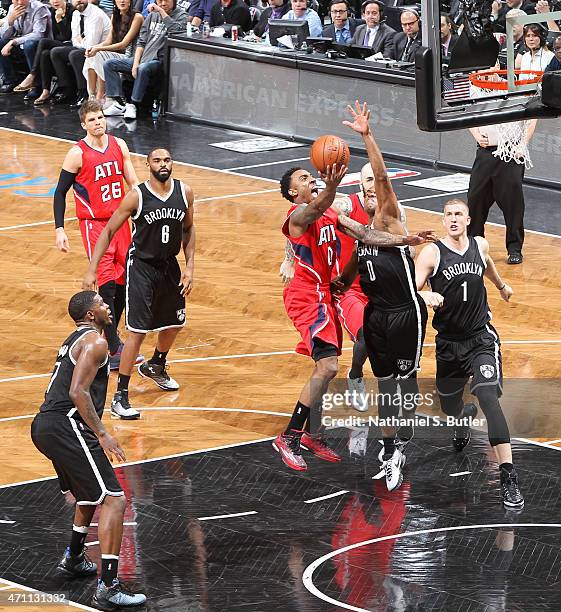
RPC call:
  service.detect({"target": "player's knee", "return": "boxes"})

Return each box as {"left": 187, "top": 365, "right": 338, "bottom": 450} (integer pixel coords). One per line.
{"left": 316, "top": 357, "right": 338, "bottom": 380}
{"left": 439, "top": 392, "right": 464, "bottom": 417}
{"left": 103, "top": 493, "right": 126, "bottom": 516}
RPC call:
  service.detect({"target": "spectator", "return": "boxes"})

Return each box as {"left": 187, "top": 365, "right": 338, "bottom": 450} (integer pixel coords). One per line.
{"left": 490, "top": 0, "right": 535, "bottom": 33}
{"left": 254, "top": 0, "right": 289, "bottom": 39}
{"left": 50, "top": 0, "right": 110, "bottom": 105}
{"left": 350, "top": 0, "right": 394, "bottom": 56}
{"left": 210, "top": 0, "right": 252, "bottom": 32}
{"left": 13, "top": 0, "right": 73, "bottom": 101}
{"left": 391, "top": 8, "right": 421, "bottom": 61}
{"left": 535, "top": 0, "right": 560, "bottom": 32}
{"left": 188, "top": 0, "right": 215, "bottom": 28}
{"left": 0, "top": 0, "right": 51, "bottom": 93}
{"left": 440, "top": 13, "right": 457, "bottom": 59}
{"left": 104, "top": 0, "right": 186, "bottom": 120}
{"left": 515, "top": 23, "right": 554, "bottom": 71}
{"left": 83, "top": 0, "right": 143, "bottom": 100}
{"left": 497, "top": 8, "right": 526, "bottom": 63}
{"left": 323, "top": 0, "right": 361, "bottom": 43}
{"left": 545, "top": 33, "right": 561, "bottom": 71}
{"left": 282, "top": 0, "right": 322, "bottom": 38}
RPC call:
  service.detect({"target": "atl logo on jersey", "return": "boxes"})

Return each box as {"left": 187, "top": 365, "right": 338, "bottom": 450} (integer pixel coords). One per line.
{"left": 318, "top": 224, "right": 336, "bottom": 246}
{"left": 94, "top": 161, "right": 123, "bottom": 181}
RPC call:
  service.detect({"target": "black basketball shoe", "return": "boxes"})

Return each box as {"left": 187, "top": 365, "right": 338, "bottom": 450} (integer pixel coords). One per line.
{"left": 57, "top": 547, "right": 97, "bottom": 577}
{"left": 501, "top": 468, "right": 524, "bottom": 509}
{"left": 453, "top": 403, "right": 478, "bottom": 452}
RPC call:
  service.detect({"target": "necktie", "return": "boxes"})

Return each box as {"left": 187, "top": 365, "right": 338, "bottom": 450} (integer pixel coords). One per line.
{"left": 80, "top": 14, "right": 85, "bottom": 38}
{"left": 365, "top": 28, "right": 373, "bottom": 46}
{"left": 402, "top": 37, "right": 411, "bottom": 61}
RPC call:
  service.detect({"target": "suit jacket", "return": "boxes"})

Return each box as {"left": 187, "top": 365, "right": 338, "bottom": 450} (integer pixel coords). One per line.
{"left": 322, "top": 17, "right": 362, "bottom": 42}
{"left": 493, "top": 0, "right": 535, "bottom": 33}
{"left": 441, "top": 32, "right": 458, "bottom": 59}
{"left": 254, "top": 3, "right": 290, "bottom": 38}
{"left": 351, "top": 22, "right": 396, "bottom": 56}
{"left": 391, "top": 31, "right": 421, "bottom": 61}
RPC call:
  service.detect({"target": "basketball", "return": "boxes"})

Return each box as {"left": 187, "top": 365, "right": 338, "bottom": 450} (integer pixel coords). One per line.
{"left": 310, "top": 135, "right": 350, "bottom": 173}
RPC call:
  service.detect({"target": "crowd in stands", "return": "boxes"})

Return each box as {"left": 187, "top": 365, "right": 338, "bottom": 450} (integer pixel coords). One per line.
{"left": 1, "top": 0, "right": 560, "bottom": 117}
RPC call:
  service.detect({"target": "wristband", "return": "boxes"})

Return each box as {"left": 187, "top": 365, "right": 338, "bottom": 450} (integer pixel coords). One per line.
{"left": 498, "top": 284, "right": 505, "bottom": 291}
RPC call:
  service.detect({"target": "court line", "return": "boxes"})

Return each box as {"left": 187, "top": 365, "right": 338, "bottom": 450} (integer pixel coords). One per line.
{"left": 0, "top": 520, "right": 15, "bottom": 524}
{"left": 84, "top": 540, "right": 99, "bottom": 547}
{"left": 0, "top": 577, "right": 97, "bottom": 611}
{"left": 0, "top": 217, "right": 77, "bottom": 232}
{"left": 304, "top": 490, "right": 348, "bottom": 504}
{"left": 400, "top": 190, "right": 467, "bottom": 203}
{"left": 224, "top": 157, "right": 309, "bottom": 171}
{"left": 198, "top": 511, "right": 257, "bottom": 521}
{"left": 302, "top": 523, "right": 561, "bottom": 612}
{"left": 89, "top": 521, "right": 137, "bottom": 527}
{"left": 2, "top": 339, "right": 561, "bottom": 386}
{"left": 2, "top": 125, "right": 561, "bottom": 240}
{"left": 0, "top": 406, "right": 290, "bottom": 424}
{"left": 544, "top": 438, "right": 561, "bottom": 445}
{"left": 0, "top": 434, "right": 275, "bottom": 489}
{"left": 449, "top": 471, "right": 472, "bottom": 477}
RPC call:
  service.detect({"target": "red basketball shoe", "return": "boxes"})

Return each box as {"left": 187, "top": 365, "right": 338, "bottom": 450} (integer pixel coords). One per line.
{"left": 272, "top": 431, "right": 307, "bottom": 471}
{"left": 301, "top": 432, "right": 341, "bottom": 462}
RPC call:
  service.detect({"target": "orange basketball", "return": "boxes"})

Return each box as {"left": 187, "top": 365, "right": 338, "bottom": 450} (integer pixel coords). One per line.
{"left": 310, "top": 135, "right": 350, "bottom": 174}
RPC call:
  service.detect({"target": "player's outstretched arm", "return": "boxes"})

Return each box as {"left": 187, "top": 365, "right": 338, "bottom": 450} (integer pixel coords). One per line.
{"left": 117, "top": 138, "right": 139, "bottom": 188}
{"left": 180, "top": 184, "right": 195, "bottom": 297}
{"left": 476, "top": 237, "right": 513, "bottom": 302}
{"left": 289, "top": 164, "right": 347, "bottom": 235}
{"left": 338, "top": 215, "right": 436, "bottom": 248}
{"left": 343, "top": 101, "right": 404, "bottom": 235}
{"left": 69, "top": 335, "right": 126, "bottom": 462}
{"left": 53, "top": 146, "right": 82, "bottom": 253}
{"left": 83, "top": 189, "right": 139, "bottom": 290}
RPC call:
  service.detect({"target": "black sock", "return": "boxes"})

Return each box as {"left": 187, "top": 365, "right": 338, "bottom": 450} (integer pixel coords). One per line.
{"left": 114, "top": 284, "right": 125, "bottom": 327}
{"left": 101, "top": 555, "right": 119, "bottom": 587}
{"left": 69, "top": 525, "right": 88, "bottom": 556}
{"left": 117, "top": 374, "right": 130, "bottom": 393}
{"left": 349, "top": 329, "right": 367, "bottom": 380}
{"left": 383, "top": 437, "right": 396, "bottom": 457}
{"left": 150, "top": 349, "right": 168, "bottom": 366}
{"left": 285, "top": 401, "right": 310, "bottom": 433}
{"left": 499, "top": 462, "right": 514, "bottom": 478}
{"left": 98, "top": 281, "right": 121, "bottom": 355}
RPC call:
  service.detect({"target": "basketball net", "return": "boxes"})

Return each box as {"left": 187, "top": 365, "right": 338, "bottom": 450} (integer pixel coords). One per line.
{"left": 470, "top": 85, "right": 533, "bottom": 169}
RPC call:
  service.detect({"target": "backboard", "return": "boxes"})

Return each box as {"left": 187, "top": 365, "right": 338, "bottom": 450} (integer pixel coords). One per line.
{"left": 415, "top": 1, "right": 561, "bottom": 131}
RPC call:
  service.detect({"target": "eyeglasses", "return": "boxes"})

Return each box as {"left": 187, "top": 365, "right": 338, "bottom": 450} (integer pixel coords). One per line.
{"left": 331, "top": 8, "right": 348, "bottom": 13}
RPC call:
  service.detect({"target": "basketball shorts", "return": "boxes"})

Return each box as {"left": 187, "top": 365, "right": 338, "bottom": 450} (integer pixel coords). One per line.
{"left": 79, "top": 219, "right": 131, "bottom": 287}
{"left": 436, "top": 324, "right": 503, "bottom": 397}
{"left": 284, "top": 283, "right": 342, "bottom": 359}
{"left": 334, "top": 288, "right": 368, "bottom": 342}
{"left": 31, "top": 412, "right": 124, "bottom": 505}
{"left": 125, "top": 253, "right": 186, "bottom": 333}
{"left": 363, "top": 300, "right": 428, "bottom": 379}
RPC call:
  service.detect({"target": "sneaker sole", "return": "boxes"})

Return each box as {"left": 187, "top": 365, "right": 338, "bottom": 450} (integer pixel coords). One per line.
{"left": 110, "top": 409, "right": 140, "bottom": 420}
{"left": 137, "top": 364, "right": 179, "bottom": 391}
{"left": 503, "top": 498, "right": 525, "bottom": 509}
{"left": 387, "top": 472, "right": 404, "bottom": 492}
{"left": 272, "top": 441, "right": 307, "bottom": 471}
{"left": 300, "top": 443, "right": 341, "bottom": 462}
{"left": 56, "top": 565, "right": 97, "bottom": 578}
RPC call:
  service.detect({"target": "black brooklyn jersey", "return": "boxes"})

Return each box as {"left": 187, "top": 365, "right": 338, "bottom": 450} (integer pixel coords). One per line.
{"left": 429, "top": 237, "right": 490, "bottom": 339}
{"left": 357, "top": 244, "right": 419, "bottom": 310}
{"left": 131, "top": 179, "right": 188, "bottom": 263}
{"left": 40, "top": 327, "right": 109, "bottom": 419}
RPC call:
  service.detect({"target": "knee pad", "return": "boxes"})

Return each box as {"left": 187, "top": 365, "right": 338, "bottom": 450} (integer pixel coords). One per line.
{"left": 474, "top": 386, "right": 510, "bottom": 446}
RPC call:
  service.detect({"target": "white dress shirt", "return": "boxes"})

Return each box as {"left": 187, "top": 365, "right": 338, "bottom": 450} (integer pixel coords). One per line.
{"left": 71, "top": 3, "right": 111, "bottom": 49}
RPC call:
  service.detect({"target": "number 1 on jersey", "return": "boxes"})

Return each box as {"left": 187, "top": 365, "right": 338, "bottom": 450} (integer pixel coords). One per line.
{"left": 461, "top": 280, "right": 468, "bottom": 302}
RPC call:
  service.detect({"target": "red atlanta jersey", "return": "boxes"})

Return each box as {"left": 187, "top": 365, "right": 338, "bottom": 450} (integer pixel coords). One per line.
{"left": 73, "top": 135, "right": 126, "bottom": 220}
{"left": 282, "top": 204, "right": 341, "bottom": 286}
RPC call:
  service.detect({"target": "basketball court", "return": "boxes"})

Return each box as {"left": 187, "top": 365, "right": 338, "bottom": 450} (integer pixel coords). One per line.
{"left": 1, "top": 36, "right": 561, "bottom": 609}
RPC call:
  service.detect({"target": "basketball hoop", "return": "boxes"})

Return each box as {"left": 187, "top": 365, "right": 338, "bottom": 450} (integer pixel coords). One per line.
{"left": 468, "top": 69, "right": 544, "bottom": 91}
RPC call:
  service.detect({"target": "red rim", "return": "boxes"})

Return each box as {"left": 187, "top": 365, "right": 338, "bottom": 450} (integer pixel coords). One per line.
{"left": 468, "top": 69, "right": 544, "bottom": 90}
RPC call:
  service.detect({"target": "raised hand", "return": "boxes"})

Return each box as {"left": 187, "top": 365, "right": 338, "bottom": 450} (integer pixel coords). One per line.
{"left": 319, "top": 163, "right": 347, "bottom": 188}
{"left": 342, "top": 100, "right": 371, "bottom": 136}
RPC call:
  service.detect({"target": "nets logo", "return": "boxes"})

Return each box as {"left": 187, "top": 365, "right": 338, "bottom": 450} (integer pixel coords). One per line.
{"left": 480, "top": 364, "right": 495, "bottom": 379}
{"left": 176, "top": 309, "right": 186, "bottom": 323}
{"left": 397, "top": 359, "right": 413, "bottom": 372}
